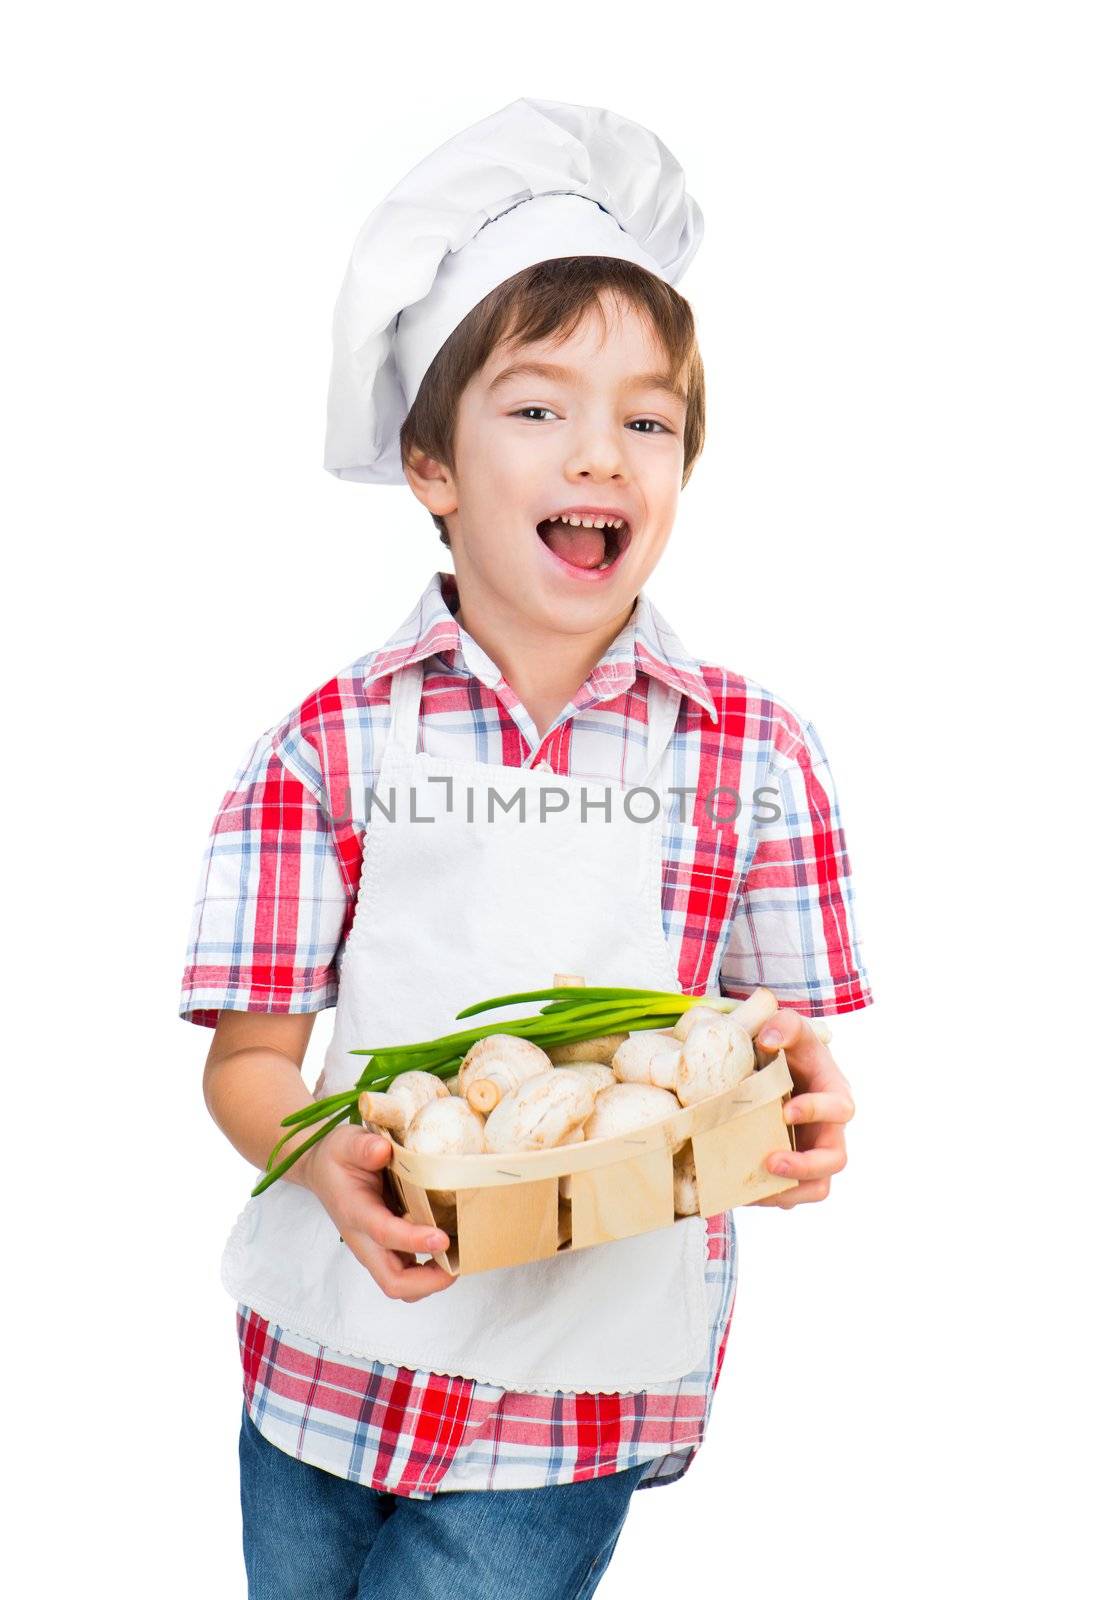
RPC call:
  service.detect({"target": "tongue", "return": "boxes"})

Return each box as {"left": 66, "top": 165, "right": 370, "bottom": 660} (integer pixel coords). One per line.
{"left": 540, "top": 518, "right": 606, "bottom": 569}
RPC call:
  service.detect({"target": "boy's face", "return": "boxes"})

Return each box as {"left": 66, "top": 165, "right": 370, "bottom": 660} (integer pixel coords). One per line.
{"left": 410, "top": 292, "right": 688, "bottom": 637}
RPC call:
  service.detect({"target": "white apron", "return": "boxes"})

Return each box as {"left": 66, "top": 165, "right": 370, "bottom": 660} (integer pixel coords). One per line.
{"left": 220, "top": 660, "right": 711, "bottom": 1394}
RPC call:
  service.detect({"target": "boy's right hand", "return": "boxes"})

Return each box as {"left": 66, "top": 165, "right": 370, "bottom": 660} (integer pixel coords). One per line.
{"left": 298, "top": 1125, "right": 456, "bottom": 1301}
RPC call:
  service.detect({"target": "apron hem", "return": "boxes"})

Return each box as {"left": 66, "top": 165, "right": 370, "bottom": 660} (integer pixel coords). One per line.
{"left": 222, "top": 1222, "right": 711, "bottom": 1395}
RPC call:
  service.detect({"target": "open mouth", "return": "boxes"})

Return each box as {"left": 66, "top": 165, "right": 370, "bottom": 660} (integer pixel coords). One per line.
{"left": 535, "top": 514, "right": 632, "bottom": 574}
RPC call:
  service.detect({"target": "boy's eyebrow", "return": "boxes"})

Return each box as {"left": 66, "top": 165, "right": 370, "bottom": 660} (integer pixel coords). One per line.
{"left": 487, "top": 360, "right": 687, "bottom": 405}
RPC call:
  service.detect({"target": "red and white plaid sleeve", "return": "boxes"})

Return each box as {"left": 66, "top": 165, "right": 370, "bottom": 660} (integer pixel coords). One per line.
{"left": 719, "top": 715, "right": 873, "bottom": 1016}
{"left": 179, "top": 730, "right": 354, "bottom": 1029}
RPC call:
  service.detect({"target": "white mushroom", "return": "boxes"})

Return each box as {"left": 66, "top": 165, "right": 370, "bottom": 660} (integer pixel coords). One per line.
{"left": 483, "top": 1069, "right": 595, "bottom": 1154}
{"left": 673, "top": 989, "right": 783, "bottom": 1106}
{"left": 547, "top": 1034, "right": 629, "bottom": 1066}
{"left": 559, "top": 1061, "right": 616, "bottom": 1095}
{"left": 459, "top": 1033, "right": 554, "bottom": 1113}
{"left": 675, "top": 1017, "right": 755, "bottom": 1106}
{"left": 403, "top": 1095, "right": 487, "bottom": 1212}
{"left": 672, "top": 1005, "right": 727, "bottom": 1042}
{"left": 611, "top": 1031, "right": 683, "bottom": 1090}
{"left": 673, "top": 988, "right": 781, "bottom": 1041}
{"left": 560, "top": 1081, "right": 682, "bottom": 1201}
{"left": 405, "top": 1095, "right": 485, "bottom": 1155}
{"left": 544, "top": 972, "right": 629, "bottom": 1065}
{"left": 583, "top": 1082, "right": 682, "bottom": 1143}
{"left": 357, "top": 1070, "right": 450, "bottom": 1138}
{"left": 722, "top": 987, "right": 780, "bottom": 1038}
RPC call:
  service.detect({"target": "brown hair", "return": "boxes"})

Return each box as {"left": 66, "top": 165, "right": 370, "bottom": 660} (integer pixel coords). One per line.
{"left": 399, "top": 255, "right": 706, "bottom": 547}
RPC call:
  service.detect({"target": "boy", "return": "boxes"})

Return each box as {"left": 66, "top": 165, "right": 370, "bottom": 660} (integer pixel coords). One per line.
{"left": 181, "top": 98, "right": 872, "bottom": 1598}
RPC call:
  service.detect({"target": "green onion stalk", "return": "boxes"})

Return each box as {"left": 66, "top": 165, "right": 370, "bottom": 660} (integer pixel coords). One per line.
{"left": 249, "top": 985, "right": 743, "bottom": 1197}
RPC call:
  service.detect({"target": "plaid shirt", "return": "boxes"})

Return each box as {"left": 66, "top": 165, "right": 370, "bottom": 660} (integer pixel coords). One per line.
{"left": 181, "top": 569, "right": 872, "bottom": 1496}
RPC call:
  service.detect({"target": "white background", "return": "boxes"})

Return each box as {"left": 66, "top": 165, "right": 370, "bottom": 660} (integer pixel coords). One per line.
{"left": 5, "top": 3, "right": 1090, "bottom": 1595}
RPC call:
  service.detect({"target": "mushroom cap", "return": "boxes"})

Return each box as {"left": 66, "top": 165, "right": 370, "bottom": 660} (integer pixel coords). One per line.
{"left": 457, "top": 1033, "right": 553, "bottom": 1098}
{"left": 676, "top": 1018, "right": 754, "bottom": 1106}
{"left": 611, "top": 1031, "right": 682, "bottom": 1089}
{"left": 483, "top": 1069, "right": 595, "bottom": 1154}
{"left": 547, "top": 1033, "right": 629, "bottom": 1066}
{"left": 584, "top": 1081, "right": 681, "bottom": 1142}
{"left": 388, "top": 1069, "right": 450, "bottom": 1118}
{"left": 404, "top": 1096, "right": 486, "bottom": 1156}
{"left": 559, "top": 1062, "right": 616, "bottom": 1095}
{"left": 672, "top": 1005, "right": 727, "bottom": 1042}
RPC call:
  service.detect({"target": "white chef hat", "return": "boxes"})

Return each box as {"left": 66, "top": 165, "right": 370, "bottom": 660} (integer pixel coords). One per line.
{"left": 324, "top": 96, "right": 703, "bottom": 486}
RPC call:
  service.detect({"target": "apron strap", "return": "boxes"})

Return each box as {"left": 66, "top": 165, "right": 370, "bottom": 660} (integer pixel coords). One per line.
{"left": 640, "top": 678, "right": 683, "bottom": 786}
{"left": 387, "top": 661, "right": 426, "bottom": 755}
{"left": 386, "top": 659, "right": 680, "bottom": 778}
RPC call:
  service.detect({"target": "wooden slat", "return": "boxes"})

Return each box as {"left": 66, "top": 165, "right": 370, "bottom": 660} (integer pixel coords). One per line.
{"left": 691, "top": 1099, "right": 797, "bottom": 1213}
{"left": 391, "top": 1178, "right": 459, "bottom": 1276}
{"left": 570, "top": 1148, "right": 674, "bottom": 1248}
{"left": 456, "top": 1179, "right": 558, "bottom": 1274}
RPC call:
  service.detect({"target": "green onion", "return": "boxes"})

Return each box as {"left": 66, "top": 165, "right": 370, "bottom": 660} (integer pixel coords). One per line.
{"left": 250, "top": 1103, "right": 355, "bottom": 1197}
{"left": 454, "top": 984, "right": 680, "bottom": 1017}
{"left": 253, "top": 984, "right": 738, "bottom": 1193}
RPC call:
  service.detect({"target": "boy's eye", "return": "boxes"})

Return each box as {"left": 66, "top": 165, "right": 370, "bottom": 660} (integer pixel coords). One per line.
{"left": 510, "top": 407, "right": 670, "bottom": 433}
{"left": 513, "top": 406, "right": 558, "bottom": 422}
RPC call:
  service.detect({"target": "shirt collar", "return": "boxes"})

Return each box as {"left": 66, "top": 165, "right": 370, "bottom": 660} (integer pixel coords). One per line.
{"left": 362, "top": 570, "right": 718, "bottom": 725}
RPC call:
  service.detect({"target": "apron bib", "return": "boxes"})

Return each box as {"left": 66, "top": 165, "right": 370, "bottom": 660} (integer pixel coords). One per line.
{"left": 220, "top": 662, "right": 710, "bottom": 1394}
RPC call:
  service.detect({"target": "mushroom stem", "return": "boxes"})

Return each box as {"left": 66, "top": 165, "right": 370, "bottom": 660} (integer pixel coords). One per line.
{"left": 721, "top": 988, "right": 779, "bottom": 1038}
{"left": 467, "top": 1076, "right": 505, "bottom": 1115}
{"left": 458, "top": 1033, "right": 553, "bottom": 1105}
{"left": 358, "top": 1070, "right": 450, "bottom": 1139}
{"left": 357, "top": 1091, "right": 409, "bottom": 1135}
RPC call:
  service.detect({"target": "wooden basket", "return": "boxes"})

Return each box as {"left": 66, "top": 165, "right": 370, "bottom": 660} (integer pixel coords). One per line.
{"left": 372, "top": 1052, "right": 799, "bottom": 1276}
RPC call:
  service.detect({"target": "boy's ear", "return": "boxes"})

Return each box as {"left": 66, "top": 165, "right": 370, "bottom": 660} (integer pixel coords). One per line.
{"left": 404, "top": 446, "right": 458, "bottom": 519}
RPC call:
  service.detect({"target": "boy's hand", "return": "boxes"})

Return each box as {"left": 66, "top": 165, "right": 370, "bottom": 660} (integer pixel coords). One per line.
{"left": 750, "top": 1009, "right": 856, "bottom": 1208}
{"left": 298, "top": 1125, "right": 456, "bottom": 1300}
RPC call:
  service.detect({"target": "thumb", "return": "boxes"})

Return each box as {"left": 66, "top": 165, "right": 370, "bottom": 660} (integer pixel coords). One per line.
{"left": 757, "top": 1008, "right": 825, "bottom": 1065}
{"left": 757, "top": 1010, "right": 803, "bottom": 1050}
{"left": 344, "top": 1126, "right": 392, "bottom": 1169}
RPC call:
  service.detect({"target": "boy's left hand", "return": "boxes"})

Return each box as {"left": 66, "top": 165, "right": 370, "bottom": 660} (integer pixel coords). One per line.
{"left": 750, "top": 1008, "right": 856, "bottom": 1208}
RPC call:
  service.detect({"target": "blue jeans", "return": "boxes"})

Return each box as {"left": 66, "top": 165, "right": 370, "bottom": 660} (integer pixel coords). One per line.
{"left": 239, "top": 1402, "right": 648, "bottom": 1599}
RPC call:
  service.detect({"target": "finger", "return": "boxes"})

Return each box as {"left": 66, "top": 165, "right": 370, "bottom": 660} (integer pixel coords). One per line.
{"left": 339, "top": 1127, "right": 396, "bottom": 1173}
{"left": 371, "top": 1248, "right": 457, "bottom": 1301}
{"left": 354, "top": 1189, "right": 451, "bottom": 1256}
{"left": 337, "top": 1130, "right": 450, "bottom": 1254}
{"left": 340, "top": 1227, "right": 457, "bottom": 1299}
{"left": 784, "top": 1090, "right": 856, "bottom": 1127}
{"left": 755, "top": 1008, "right": 831, "bottom": 1081}
{"left": 750, "top": 1178, "right": 832, "bottom": 1207}
{"left": 765, "top": 1144, "right": 847, "bottom": 1181}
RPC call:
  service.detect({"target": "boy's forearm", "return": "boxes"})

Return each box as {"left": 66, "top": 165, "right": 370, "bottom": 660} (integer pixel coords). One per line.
{"left": 204, "top": 1047, "right": 322, "bottom": 1188}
